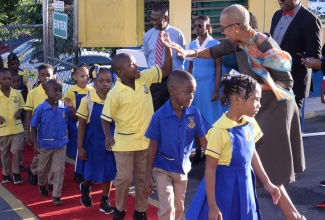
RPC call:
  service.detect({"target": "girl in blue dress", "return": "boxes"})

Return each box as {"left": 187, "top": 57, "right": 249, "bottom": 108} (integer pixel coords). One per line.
{"left": 188, "top": 16, "right": 224, "bottom": 162}
{"left": 64, "top": 63, "right": 95, "bottom": 183}
{"left": 76, "top": 66, "right": 116, "bottom": 215}
{"left": 186, "top": 74, "right": 280, "bottom": 220}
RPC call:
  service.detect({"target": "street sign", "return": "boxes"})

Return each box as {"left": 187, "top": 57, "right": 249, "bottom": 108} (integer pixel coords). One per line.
{"left": 53, "top": 12, "right": 68, "bottom": 39}
{"left": 53, "top": 1, "right": 64, "bottom": 12}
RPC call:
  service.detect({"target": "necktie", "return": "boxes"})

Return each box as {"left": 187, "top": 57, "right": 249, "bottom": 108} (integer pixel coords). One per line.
{"left": 282, "top": 10, "right": 294, "bottom": 16}
{"left": 155, "top": 32, "right": 163, "bottom": 67}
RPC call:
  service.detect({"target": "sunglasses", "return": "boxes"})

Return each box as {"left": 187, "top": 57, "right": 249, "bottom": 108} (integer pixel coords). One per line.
{"left": 219, "top": 23, "right": 240, "bottom": 33}
{"left": 192, "top": 24, "right": 204, "bottom": 29}
{"left": 280, "top": 0, "right": 286, "bottom": 2}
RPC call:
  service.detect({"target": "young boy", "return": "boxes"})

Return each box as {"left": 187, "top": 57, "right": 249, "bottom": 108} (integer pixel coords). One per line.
{"left": 30, "top": 79, "right": 75, "bottom": 206}
{"left": 144, "top": 70, "right": 209, "bottom": 220}
{"left": 101, "top": 32, "right": 172, "bottom": 220}
{"left": 25, "top": 64, "right": 55, "bottom": 187}
{"left": 0, "top": 68, "right": 25, "bottom": 184}
{"left": 10, "top": 72, "right": 27, "bottom": 172}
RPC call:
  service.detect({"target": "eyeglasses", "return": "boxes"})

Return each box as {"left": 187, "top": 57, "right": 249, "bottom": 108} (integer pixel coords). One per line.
{"left": 219, "top": 23, "right": 240, "bottom": 33}
{"left": 192, "top": 24, "right": 203, "bottom": 29}
{"left": 150, "top": 16, "right": 165, "bottom": 22}
{"left": 279, "top": 0, "right": 286, "bottom": 2}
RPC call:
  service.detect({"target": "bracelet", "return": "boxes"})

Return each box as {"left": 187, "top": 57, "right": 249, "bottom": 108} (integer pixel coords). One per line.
{"left": 193, "top": 49, "right": 198, "bottom": 58}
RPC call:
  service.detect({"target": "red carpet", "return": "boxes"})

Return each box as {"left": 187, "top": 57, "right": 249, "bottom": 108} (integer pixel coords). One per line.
{"left": 0, "top": 146, "right": 158, "bottom": 219}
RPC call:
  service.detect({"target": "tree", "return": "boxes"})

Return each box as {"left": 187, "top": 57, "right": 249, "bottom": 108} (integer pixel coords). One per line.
{"left": 0, "top": 0, "right": 22, "bottom": 25}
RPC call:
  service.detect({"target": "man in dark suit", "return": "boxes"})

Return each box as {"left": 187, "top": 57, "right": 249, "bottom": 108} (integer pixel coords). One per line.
{"left": 270, "top": 0, "right": 322, "bottom": 114}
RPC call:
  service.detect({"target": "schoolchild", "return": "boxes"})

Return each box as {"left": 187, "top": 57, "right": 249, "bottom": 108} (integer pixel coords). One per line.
{"left": 77, "top": 65, "right": 116, "bottom": 214}
{"left": 144, "top": 70, "right": 209, "bottom": 220}
{"left": 25, "top": 64, "right": 55, "bottom": 187}
{"left": 64, "top": 63, "right": 94, "bottom": 183}
{"left": 0, "top": 68, "right": 25, "bottom": 184}
{"left": 7, "top": 53, "right": 28, "bottom": 101}
{"left": 10, "top": 72, "right": 27, "bottom": 172}
{"left": 101, "top": 32, "right": 172, "bottom": 220}
{"left": 186, "top": 74, "right": 281, "bottom": 220}
{"left": 30, "top": 79, "right": 76, "bottom": 205}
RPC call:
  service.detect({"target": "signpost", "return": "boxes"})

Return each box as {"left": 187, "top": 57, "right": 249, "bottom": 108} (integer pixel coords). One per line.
{"left": 53, "top": 12, "right": 68, "bottom": 39}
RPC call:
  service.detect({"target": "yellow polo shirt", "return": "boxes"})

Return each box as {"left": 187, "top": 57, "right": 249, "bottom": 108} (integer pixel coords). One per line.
{"left": 24, "top": 84, "right": 47, "bottom": 112}
{"left": 0, "top": 88, "right": 25, "bottom": 136}
{"left": 76, "top": 90, "right": 103, "bottom": 122}
{"left": 64, "top": 85, "right": 94, "bottom": 108}
{"left": 205, "top": 113, "right": 263, "bottom": 165}
{"left": 18, "top": 69, "right": 28, "bottom": 85}
{"left": 101, "top": 65, "right": 162, "bottom": 152}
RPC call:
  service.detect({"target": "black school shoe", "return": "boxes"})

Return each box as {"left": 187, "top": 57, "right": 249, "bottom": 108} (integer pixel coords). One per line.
{"left": 39, "top": 185, "right": 49, "bottom": 197}
{"left": 2, "top": 175, "right": 11, "bottom": 183}
{"left": 13, "top": 173, "right": 23, "bottom": 184}
{"left": 132, "top": 210, "right": 147, "bottom": 220}
{"left": 99, "top": 200, "right": 114, "bottom": 214}
{"left": 52, "top": 197, "right": 63, "bottom": 206}
{"left": 113, "top": 208, "right": 126, "bottom": 220}
{"left": 27, "top": 167, "right": 38, "bottom": 185}
{"left": 80, "top": 182, "right": 92, "bottom": 208}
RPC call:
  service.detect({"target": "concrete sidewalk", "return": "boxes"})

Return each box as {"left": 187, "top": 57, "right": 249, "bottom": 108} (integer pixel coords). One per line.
{"left": 304, "top": 97, "right": 325, "bottom": 119}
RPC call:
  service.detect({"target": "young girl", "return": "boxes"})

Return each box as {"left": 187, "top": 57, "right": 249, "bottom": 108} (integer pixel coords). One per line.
{"left": 186, "top": 74, "right": 281, "bottom": 220}
{"left": 187, "top": 15, "right": 223, "bottom": 163}
{"left": 7, "top": 53, "right": 28, "bottom": 101}
{"left": 76, "top": 65, "right": 116, "bottom": 214}
{"left": 64, "top": 63, "right": 94, "bottom": 183}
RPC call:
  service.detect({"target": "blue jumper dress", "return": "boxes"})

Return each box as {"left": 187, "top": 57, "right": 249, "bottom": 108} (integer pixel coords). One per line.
{"left": 186, "top": 122, "right": 261, "bottom": 220}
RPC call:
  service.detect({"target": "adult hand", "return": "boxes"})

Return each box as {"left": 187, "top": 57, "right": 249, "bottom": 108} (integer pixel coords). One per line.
{"left": 208, "top": 206, "right": 222, "bottom": 220}
{"left": 211, "top": 88, "right": 219, "bottom": 102}
{"left": 301, "top": 58, "right": 322, "bottom": 70}
{"left": 264, "top": 182, "right": 281, "bottom": 205}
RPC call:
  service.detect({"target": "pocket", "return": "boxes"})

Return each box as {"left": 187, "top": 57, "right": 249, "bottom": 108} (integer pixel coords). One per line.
{"left": 115, "top": 127, "right": 136, "bottom": 136}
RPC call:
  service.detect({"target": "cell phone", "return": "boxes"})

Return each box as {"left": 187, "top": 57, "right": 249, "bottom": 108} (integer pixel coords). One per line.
{"left": 296, "top": 53, "right": 306, "bottom": 59}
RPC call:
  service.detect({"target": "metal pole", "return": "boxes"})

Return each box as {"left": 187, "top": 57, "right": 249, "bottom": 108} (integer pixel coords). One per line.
{"left": 73, "top": 0, "right": 79, "bottom": 66}
{"left": 9, "top": 28, "right": 13, "bottom": 53}
{"left": 43, "top": 0, "right": 49, "bottom": 63}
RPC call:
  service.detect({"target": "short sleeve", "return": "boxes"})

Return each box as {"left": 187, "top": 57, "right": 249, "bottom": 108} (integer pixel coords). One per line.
{"left": 195, "top": 112, "right": 210, "bottom": 138}
{"left": 251, "top": 118, "right": 263, "bottom": 143}
{"left": 64, "top": 88, "right": 76, "bottom": 108}
{"left": 141, "top": 65, "right": 162, "bottom": 87}
{"left": 30, "top": 105, "right": 42, "bottom": 128}
{"left": 145, "top": 114, "right": 161, "bottom": 142}
{"left": 101, "top": 93, "right": 118, "bottom": 122}
{"left": 205, "top": 127, "right": 225, "bottom": 159}
{"left": 76, "top": 97, "right": 88, "bottom": 120}
{"left": 25, "top": 91, "right": 34, "bottom": 111}
{"left": 18, "top": 93, "right": 25, "bottom": 109}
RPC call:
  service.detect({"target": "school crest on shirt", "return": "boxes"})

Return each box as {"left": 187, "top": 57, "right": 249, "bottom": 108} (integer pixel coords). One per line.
{"left": 143, "top": 84, "right": 149, "bottom": 94}
{"left": 187, "top": 117, "right": 195, "bottom": 129}
{"left": 62, "top": 111, "right": 66, "bottom": 118}
{"left": 245, "top": 128, "right": 252, "bottom": 142}
{"left": 13, "top": 96, "right": 18, "bottom": 103}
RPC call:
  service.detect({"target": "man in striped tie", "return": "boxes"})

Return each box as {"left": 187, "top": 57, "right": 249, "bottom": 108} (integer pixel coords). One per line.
{"left": 143, "top": 4, "right": 186, "bottom": 112}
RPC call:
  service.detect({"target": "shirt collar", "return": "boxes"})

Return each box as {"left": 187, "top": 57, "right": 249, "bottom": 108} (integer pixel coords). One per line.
{"left": 163, "top": 99, "right": 196, "bottom": 117}
{"left": 0, "top": 88, "right": 14, "bottom": 98}
{"left": 195, "top": 35, "right": 214, "bottom": 50}
{"left": 42, "top": 100, "right": 65, "bottom": 110}
{"left": 89, "top": 90, "right": 104, "bottom": 103}
{"left": 70, "top": 85, "right": 93, "bottom": 92}
{"left": 292, "top": 3, "right": 302, "bottom": 16}
{"left": 36, "top": 84, "right": 46, "bottom": 94}
{"left": 214, "top": 113, "right": 254, "bottom": 129}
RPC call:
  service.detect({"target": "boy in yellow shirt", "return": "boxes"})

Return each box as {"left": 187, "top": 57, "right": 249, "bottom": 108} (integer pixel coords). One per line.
{"left": 0, "top": 68, "right": 25, "bottom": 184}
{"left": 101, "top": 32, "right": 172, "bottom": 220}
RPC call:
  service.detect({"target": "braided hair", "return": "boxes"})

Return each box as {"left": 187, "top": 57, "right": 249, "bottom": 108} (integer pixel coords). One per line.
{"left": 220, "top": 74, "right": 258, "bottom": 101}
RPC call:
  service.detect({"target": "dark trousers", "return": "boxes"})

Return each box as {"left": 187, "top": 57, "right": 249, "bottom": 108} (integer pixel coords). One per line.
{"left": 150, "top": 78, "right": 170, "bottom": 112}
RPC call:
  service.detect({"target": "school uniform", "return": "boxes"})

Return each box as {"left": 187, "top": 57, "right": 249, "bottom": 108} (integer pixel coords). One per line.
{"left": 76, "top": 90, "right": 116, "bottom": 183}
{"left": 25, "top": 84, "right": 50, "bottom": 176}
{"left": 185, "top": 114, "right": 263, "bottom": 220}
{"left": 145, "top": 100, "right": 208, "bottom": 220}
{"left": 0, "top": 88, "right": 25, "bottom": 176}
{"left": 30, "top": 100, "right": 72, "bottom": 198}
{"left": 101, "top": 65, "right": 162, "bottom": 212}
{"left": 64, "top": 85, "right": 94, "bottom": 175}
